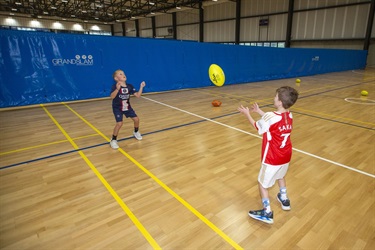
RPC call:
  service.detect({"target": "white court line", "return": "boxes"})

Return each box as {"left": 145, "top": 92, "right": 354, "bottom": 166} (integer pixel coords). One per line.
{"left": 142, "top": 96, "right": 375, "bottom": 179}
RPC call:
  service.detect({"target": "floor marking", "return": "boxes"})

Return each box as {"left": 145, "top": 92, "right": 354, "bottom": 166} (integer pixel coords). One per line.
{"left": 63, "top": 103, "right": 244, "bottom": 250}
{"left": 292, "top": 106, "right": 375, "bottom": 126}
{"left": 142, "top": 97, "right": 375, "bottom": 179}
{"left": 0, "top": 134, "right": 99, "bottom": 156}
{"left": 41, "top": 104, "right": 161, "bottom": 250}
{"left": 344, "top": 98, "right": 375, "bottom": 105}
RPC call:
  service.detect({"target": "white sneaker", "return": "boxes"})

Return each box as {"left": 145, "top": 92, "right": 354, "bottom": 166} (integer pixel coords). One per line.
{"left": 133, "top": 131, "right": 142, "bottom": 140}
{"left": 110, "top": 139, "right": 119, "bottom": 149}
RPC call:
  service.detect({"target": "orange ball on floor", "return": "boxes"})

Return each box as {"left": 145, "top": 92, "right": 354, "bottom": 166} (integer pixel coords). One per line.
{"left": 212, "top": 100, "right": 222, "bottom": 107}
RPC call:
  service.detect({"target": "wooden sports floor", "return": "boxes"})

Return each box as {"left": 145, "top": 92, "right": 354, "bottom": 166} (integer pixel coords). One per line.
{"left": 1, "top": 68, "right": 374, "bottom": 250}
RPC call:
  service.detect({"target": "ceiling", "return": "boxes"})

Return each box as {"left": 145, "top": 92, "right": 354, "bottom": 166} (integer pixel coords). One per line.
{"left": 0, "top": 0, "right": 218, "bottom": 23}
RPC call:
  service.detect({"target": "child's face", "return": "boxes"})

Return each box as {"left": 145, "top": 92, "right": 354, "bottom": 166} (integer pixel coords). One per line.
{"left": 273, "top": 93, "right": 282, "bottom": 108}
{"left": 115, "top": 71, "right": 127, "bottom": 82}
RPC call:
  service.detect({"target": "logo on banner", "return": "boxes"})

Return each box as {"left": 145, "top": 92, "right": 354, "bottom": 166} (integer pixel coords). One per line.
{"left": 52, "top": 55, "right": 94, "bottom": 66}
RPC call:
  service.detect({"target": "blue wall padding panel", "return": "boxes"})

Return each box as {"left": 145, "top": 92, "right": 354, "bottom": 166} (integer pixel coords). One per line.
{"left": 0, "top": 30, "right": 367, "bottom": 108}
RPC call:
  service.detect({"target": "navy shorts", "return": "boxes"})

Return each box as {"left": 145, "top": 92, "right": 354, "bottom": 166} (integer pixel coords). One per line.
{"left": 113, "top": 108, "right": 137, "bottom": 122}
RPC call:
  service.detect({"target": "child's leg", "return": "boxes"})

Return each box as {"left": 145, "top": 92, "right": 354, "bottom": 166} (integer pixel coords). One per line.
{"left": 131, "top": 116, "right": 140, "bottom": 132}
{"left": 277, "top": 178, "right": 288, "bottom": 200}
{"left": 258, "top": 182, "right": 271, "bottom": 212}
{"left": 277, "top": 177, "right": 291, "bottom": 210}
{"left": 112, "top": 121, "right": 123, "bottom": 139}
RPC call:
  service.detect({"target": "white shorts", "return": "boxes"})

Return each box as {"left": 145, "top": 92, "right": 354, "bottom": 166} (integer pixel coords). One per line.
{"left": 258, "top": 163, "right": 289, "bottom": 188}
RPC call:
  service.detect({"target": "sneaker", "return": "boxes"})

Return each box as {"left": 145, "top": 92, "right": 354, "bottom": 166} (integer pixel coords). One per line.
{"left": 110, "top": 139, "right": 119, "bottom": 149}
{"left": 248, "top": 209, "right": 274, "bottom": 224}
{"left": 133, "top": 131, "right": 142, "bottom": 140}
{"left": 277, "top": 193, "right": 291, "bottom": 211}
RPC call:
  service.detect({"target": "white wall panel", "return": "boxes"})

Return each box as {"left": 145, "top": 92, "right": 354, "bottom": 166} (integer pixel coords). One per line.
{"left": 177, "top": 24, "right": 199, "bottom": 41}
{"left": 155, "top": 14, "right": 172, "bottom": 27}
{"left": 295, "top": 0, "right": 369, "bottom": 10}
{"left": 204, "top": 2, "right": 236, "bottom": 21}
{"left": 240, "top": 18, "right": 259, "bottom": 41}
{"left": 139, "top": 18, "right": 152, "bottom": 30}
{"left": 204, "top": 20, "right": 235, "bottom": 42}
{"left": 241, "top": 0, "right": 288, "bottom": 16}
{"left": 269, "top": 14, "right": 288, "bottom": 40}
{"left": 140, "top": 29, "right": 153, "bottom": 38}
{"left": 292, "top": 3, "right": 369, "bottom": 40}
{"left": 177, "top": 10, "right": 199, "bottom": 25}
{"left": 124, "top": 22, "right": 136, "bottom": 37}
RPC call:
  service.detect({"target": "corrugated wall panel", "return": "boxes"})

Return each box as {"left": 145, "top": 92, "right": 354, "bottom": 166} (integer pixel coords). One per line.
{"left": 241, "top": 0, "right": 288, "bottom": 16}
{"left": 155, "top": 14, "right": 172, "bottom": 27}
{"left": 177, "top": 24, "right": 199, "bottom": 41}
{"left": 241, "top": 18, "right": 259, "bottom": 41}
{"left": 205, "top": 2, "right": 236, "bottom": 21}
{"left": 269, "top": 14, "right": 288, "bottom": 41}
{"left": 205, "top": 20, "right": 236, "bottom": 42}
{"left": 177, "top": 10, "right": 199, "bottom": 25}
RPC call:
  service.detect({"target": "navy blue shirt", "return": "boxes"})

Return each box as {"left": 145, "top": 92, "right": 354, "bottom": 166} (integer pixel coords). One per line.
{"left": 111, "top": 83, "right": 136, "bottom": 111}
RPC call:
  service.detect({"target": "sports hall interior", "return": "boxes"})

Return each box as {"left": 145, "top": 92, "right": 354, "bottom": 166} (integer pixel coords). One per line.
{"left": 0, "top": 0, "right": 374, "bottom": 249}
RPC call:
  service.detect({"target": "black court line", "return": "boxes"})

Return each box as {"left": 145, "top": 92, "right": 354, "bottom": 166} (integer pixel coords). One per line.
{"left": 1, "top": 80, "right": 373, "bottom": 170}
{"left": 0, "top": 116, "right": 217, "bottom": 170}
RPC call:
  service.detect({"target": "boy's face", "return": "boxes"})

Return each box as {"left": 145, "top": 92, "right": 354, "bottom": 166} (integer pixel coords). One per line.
{"left": 115, "top": 71, "right": 127, "bottom": 82}
{"left": 273, "top": 93, "right": 282, "bottom": 108}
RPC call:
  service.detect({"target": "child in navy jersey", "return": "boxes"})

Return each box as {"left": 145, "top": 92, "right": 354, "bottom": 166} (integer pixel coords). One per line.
{"left": 110, "top": 69, "right": 146, "bottom": 149}
{"left": 238, "top": 86, "right": 299, "bottom": 224}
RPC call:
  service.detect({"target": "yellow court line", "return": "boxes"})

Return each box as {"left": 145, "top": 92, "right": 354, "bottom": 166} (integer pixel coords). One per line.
{"left": 0, "top": 134, "right": 99, "bottom": 156}
{"left": 40, "top": 104, "right": 161, "bottom": 250}
{"left": 63, "top": 103, "right": 244, "bottom": 250}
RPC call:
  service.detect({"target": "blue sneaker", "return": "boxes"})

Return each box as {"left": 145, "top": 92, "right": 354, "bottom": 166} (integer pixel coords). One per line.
{"left": 277, "top": 193, "right": 291, "bottom": 211}
{"left": 248, "top": 209, "right": 274, "bottom": 224}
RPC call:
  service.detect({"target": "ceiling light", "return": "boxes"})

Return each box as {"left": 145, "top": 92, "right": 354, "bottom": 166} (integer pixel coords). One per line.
{"left": 51, "top": 6, "right": 57, "bottom": 9}
{"left": 150, "top": 12, "right": 155, "bottom": 15}
{"left": 126, "top": 9, "right": 131, "bottom": 12}
{"left": 11, "top": 8, "right": 17, "bottom": 11}
{"left": 176, "top": 6, "right": 181, "bottom": 10}
{"left": 15, "top": 2, "right": 21, "bottom": 5}
{"left": 149, "top": 2, "right": 155, "bottom": 5}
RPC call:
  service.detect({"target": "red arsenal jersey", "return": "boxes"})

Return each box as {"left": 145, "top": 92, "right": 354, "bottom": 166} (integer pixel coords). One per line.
{"left": 254, "top": 111, "right": 293, "bottom": 165}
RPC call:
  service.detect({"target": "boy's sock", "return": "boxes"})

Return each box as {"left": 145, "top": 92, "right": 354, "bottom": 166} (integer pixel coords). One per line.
{"left": 262, "top": 198, "right": 271, "bottom": 213}
{"left": 134, "top": 127, "right": 139, "bottom": 133}
{"left": 112, "top": 135, "right": 117, "bottom": 140}
{"left": 280, "top": 187, "right": 288, "bottom": 200}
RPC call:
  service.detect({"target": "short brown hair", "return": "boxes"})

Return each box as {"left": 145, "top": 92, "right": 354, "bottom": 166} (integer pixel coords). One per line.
{"left": 276, "top": 86, "right": 299, "bottom": 109}
{"left": 112, "top": 69, "right": 123, "bottom": 79}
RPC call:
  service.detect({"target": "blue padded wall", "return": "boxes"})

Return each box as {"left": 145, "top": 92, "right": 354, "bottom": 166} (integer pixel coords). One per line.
{"left": 0, "top": 30, "right": 367, "bottom": 108}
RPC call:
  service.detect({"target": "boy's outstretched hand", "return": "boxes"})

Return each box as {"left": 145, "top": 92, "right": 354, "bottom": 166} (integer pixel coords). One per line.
{"left": 238, "top": 105, "right": 250, "bottom": 115}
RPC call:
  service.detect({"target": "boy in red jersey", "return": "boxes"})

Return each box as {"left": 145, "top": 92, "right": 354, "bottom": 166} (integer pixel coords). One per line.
{"left": 238, "top": 86, "right": 299, "bottom": 224}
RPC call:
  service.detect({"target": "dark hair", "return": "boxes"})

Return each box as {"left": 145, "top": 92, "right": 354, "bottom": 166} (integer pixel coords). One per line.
{"left": 276, "top": 86, "right": 299, "bottom": 109}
